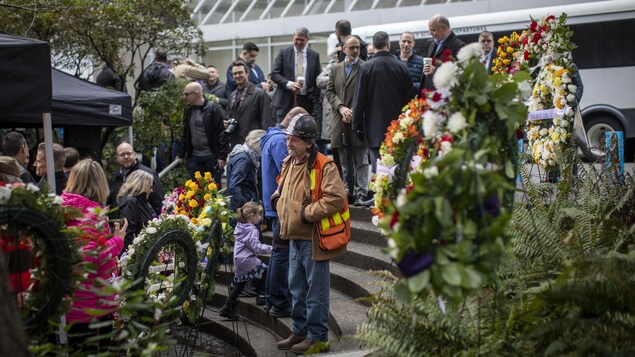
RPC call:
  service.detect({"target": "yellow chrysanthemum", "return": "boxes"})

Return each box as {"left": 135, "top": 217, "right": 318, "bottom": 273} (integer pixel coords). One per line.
{"left": 189, "top": 199, "right": 199, "bottom": 208}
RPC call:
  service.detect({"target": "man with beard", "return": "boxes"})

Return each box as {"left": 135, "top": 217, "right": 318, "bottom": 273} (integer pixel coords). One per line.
{"left": 395, "top": 32, "right": 424, "bottom": 95}
{"left": 226, "top": 42, "right": 269, "bottom": 94}
{"left": 225, "top": 61, "right": 274, "bottom": 148}
{"left": 107, "top": 142, "right": 165, "bottom": 215}
{"left": 326, "top": 36, "right": 371, "bottom": 206}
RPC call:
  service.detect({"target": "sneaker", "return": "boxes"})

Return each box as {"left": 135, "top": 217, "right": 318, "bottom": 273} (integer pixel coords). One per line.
{"left": 291, "top": 338, "right": 329, "bottom": 354}
{"left": 240, "top": 284, "right": 259, "bottom": 297}
{"left": 277, "top": 334, "right": 306, "bottom": 350}
{"left": 269, "top": 306, "right": 291, "bottom": 318}
{"left": 354, "top": 197, "right": 374, "bottom": 207}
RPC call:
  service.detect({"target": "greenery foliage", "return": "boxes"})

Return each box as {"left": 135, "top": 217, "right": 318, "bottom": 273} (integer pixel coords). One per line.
{"left": 358, "top": 156, "right": 635, "bottom": 355}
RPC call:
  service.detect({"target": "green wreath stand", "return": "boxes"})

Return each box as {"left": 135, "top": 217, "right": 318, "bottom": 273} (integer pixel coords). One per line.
{"left": 134, "top": 228, "right": 198, "bottom": 308}
{"left": 0, "top": 206, "right": 72, "bottom": 336}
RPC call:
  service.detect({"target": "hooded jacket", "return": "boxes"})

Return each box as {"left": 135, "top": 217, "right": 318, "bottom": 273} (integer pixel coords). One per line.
{"left": 226, "top": 144, "right": 260, "bottom": 212}
{"left": 61, "top": 192, "right": 123, "bottom": 323}
{"left": 260, "top": 127, "right": 288, "bottom": 218}
{"left": 233, "top": 222, "right": 272, "bottom": 276}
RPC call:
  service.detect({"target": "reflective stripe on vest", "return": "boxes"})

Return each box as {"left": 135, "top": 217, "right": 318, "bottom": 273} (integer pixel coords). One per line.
{"left": 309, "top": 155, "right": 350, "bottom": 237}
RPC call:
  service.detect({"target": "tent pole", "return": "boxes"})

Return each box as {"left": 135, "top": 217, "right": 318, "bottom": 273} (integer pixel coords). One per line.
{"left": 43, "top": 112, "right": 56, "bottom": 194}
{"left": 128, "top": 126, "right": 133, "bottom": 146}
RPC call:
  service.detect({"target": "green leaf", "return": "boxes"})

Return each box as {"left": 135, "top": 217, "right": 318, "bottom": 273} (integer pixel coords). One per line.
{"left": 460, "top": 266, "right": 483, "bottom": 289}
{"left": 407, "top": 270, "right": 431, "bottom": 293}
{"left": 441, "top": 263, "right": 462, "bottom": 286}
{"left": 505, "top": 159, "right": 515, "bottom": 179}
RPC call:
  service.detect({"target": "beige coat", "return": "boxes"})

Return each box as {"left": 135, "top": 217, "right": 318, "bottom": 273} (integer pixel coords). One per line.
{"left": 325, "top": 58, "right": 365, "bottom": 148}
{"left": 171, "top": 62, "right": 210, "bottom": 81}
{"left": 271, "top": 151, "right": 348, "bottom": 261}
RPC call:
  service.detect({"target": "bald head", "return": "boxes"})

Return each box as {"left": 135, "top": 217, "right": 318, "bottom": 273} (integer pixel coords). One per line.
{"left": 429, "top": 14, "right": 451, "bottom": 42}
{"left": 116, "top": 142, "right": 137, "bottom": 170}
{"left": 280, "top": 107, "right": 308, "bottom": 129}
{"left": 184, "top": 82, "right": 204, "bottom": 106}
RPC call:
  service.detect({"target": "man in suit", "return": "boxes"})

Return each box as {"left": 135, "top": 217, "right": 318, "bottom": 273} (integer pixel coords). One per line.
{"left": 270, "top": 27, "right": 322, "bottom": 123}
{"left": 419, "top": 14, "right": 466, "bottom": 92}
{"left": 334, "top": 19, "right": 368, "bottom": 62}
{"left": 352, "top": 31, "right": 414, "bottom": 173}
{"left": 225, "top": 42, "right": 269, "bottom": 94}
{"left": 479, "top": 31, "right": 495, "bottom": 74}
{"left": 326, "top": 36, "right": 370, "bottom": 206}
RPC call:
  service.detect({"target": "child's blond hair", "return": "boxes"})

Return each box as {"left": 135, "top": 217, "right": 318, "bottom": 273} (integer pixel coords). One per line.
{"left": 236, "top": 201, "right": 263, "bottom": 223}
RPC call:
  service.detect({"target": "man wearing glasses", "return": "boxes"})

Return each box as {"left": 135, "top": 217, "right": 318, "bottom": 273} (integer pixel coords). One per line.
{"left": 108, "top": 141, "right": 165, "bottom": 214}
{"left": 177, "top": 82, "right": 229, "bottom": 185}
{"left": 479, "top": 31, "right": 495, "bottom": 74}
{"left": 419, "top": 14, "right": 465, "bottom": 91}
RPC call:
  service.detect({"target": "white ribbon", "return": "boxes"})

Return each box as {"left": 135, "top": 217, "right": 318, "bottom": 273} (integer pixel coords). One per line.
{"left": 527, "top": 106, "right": 572, "bottom": 121}
{"left": 376, "top": 162, "right": 398, "bottom": 183}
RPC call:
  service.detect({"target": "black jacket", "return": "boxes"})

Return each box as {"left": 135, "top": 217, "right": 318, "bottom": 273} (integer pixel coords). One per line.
{"left": 352, "top": 51, "right": 414, "bottom": 148}
{"left": 107, "top": 161, "right": 165, "bottom": 215}
{"left": 419, "top": 31, "right": 466, "bottom": 91}
{"left": 202, "top": 80, "right": 228, "bottom": 110}
{"left": 118, "top": 194, "right": 155, "bottom": 249}
{"left": 37, "top": 171, "right": 68, "bottom": 196}
{"left": 179, "top": 98, "right": 230, "bottom": 161}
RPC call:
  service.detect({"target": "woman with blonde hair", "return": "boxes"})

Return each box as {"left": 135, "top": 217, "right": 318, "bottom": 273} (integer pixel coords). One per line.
{"left": 61, "top": 159, "right": 126, "bottom": 351}
{"left": 117, "top": 170, "right": 156, "bottom": 252}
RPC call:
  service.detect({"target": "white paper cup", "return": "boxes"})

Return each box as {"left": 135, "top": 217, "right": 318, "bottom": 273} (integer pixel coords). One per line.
{"left": 423, "top": 57, "right": 432, "bottom": 66}
{"left": 296, "top": 76, "right": 305, "bottom": 85}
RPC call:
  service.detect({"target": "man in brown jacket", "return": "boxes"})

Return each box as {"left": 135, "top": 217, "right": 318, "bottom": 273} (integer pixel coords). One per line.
{"left": 271, "top": 115, "right": 347, "bottom": 354}
{"left": 326, "top": 35, "right": 371, "bottom": 206}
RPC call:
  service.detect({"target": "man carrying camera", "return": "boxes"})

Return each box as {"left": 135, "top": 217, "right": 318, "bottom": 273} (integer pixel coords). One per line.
{"left": 225, "top": 60, "right": 274, "bottom": 149}
{"left": 177, "top": 81, "right": 229, "bottom": 185}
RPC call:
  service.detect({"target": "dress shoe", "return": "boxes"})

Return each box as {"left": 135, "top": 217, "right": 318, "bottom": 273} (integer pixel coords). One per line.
{"left": 354, "top": 197, "right": 374, "bottom": 207}
{"left": 218, "top": 305, "right": 239, "bottom": 321}
{"left": 291, "top": 338, "right": 329, "bottom": 354}
{"left": 277, "top": 334, "right": 306, "bottom": 350}
{"left": 269, "top": 306, "right": 291, "bottom": 318}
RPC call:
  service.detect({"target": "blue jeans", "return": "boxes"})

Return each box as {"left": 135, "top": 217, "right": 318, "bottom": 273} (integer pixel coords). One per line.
{"left": 289, "top": 240, "right": 330, "bottom": 341}
{"left": 264, "top": 218, "right": 291, "bottom": 310}
{"left": 186, "top": 154, "right": 222, "bottom": 188}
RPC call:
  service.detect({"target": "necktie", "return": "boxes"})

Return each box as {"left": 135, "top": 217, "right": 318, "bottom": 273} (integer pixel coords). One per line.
{"left": 296, "top": 50, "right": 303, "bottom": 80}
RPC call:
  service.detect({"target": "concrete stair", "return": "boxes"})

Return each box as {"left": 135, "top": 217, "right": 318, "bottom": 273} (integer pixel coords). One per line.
{"left": 202, "top": 205, "right": 395, "bottom": 356}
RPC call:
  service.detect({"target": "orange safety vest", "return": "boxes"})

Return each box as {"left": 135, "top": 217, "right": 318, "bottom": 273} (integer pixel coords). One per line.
{"left": 309, "top": 154, "right": 351, "bottom": 250}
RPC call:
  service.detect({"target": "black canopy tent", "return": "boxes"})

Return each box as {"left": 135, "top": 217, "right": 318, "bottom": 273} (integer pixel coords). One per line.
{"left": 0, "top": 69, "right": 132, "bottom": 127}
{"left": 0, "top": 33, "right": 52, "bottom": 116}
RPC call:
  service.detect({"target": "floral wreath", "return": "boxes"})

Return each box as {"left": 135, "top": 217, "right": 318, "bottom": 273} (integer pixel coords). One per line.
{"left": 374, "top": 43, "right": 530, "bottom": 300}
{"left": 119, "top": 214, "right": 204, "bottom": 322}
{"left": 494, "top": 13, "right": 578, "bottom": 171}
{"left": 0, "top": 182, "right": 83, "bottom": 337}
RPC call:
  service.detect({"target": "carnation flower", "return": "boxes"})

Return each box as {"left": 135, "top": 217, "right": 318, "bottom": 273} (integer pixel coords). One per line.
{"left": 457, "top": 43, "right": 482, "bottom": 63}
{"left": 422, "top": 111, "right": 438, "bottom": 138}
{"left": 447, "top": 112, "right": 468, "bottom": 133}
{"left": 433, "top": 61, "right": 459, "bottom": 89}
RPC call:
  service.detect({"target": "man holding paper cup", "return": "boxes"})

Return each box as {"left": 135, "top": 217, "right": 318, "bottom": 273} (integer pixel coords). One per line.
{"left": 419, "top": 14, "right": 465, "bottom": 93}
{"left": 271, "top": 27, "right": 322, "bottom": 123}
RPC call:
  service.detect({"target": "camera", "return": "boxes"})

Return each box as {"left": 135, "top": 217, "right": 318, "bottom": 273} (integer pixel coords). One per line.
{"left": 225, "top": 118, "right": 238, "bottom": 134}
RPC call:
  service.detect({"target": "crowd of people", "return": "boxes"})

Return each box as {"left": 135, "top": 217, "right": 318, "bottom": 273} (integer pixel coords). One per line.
{"left": 1, "top": 12, "right": 508, "bottom": 354}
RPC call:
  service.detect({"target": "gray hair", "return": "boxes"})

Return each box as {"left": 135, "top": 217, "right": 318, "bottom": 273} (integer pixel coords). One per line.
{"left": 295, "top": 27, "right": 310, "bottom": 38}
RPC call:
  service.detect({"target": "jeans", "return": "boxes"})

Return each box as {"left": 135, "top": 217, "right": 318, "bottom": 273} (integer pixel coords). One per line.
{"left": 264, "top": 218, "right": 291, "bottom": 310}
{"left": 186, "top": 154, "right": 223, "bottom": 188}
{"left": 289, "top": 239, "right": 330, "bottom": 341}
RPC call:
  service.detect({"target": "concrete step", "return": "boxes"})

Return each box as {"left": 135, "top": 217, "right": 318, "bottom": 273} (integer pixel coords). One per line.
{"left": 208, "top": 281, "right": 368, "bottom": 355}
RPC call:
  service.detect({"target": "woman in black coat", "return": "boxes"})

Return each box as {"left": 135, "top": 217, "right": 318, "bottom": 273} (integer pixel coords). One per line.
{"left": 117, "top": 170, "right": 156, "bottom": 253}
